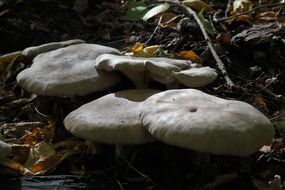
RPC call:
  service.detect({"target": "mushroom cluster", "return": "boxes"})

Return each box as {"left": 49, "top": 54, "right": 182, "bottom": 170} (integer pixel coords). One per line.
{"left": 13, "top": 40, "right": 275, "bottom": 157}
{"left": 95, "top": 54, "right": 218, "bottom": 88}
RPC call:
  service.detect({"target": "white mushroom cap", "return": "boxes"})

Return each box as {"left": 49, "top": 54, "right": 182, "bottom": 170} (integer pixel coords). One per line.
{"left": 64, "top": 89, "right": 160, "bottom": 144}
{"left": 0, "top": 140, "right": 12, "bottom": 162}
{"left": 21, "top": 39, "right": 85, "bottom": 58}
{"left": 145, "top": 58, "right": 191, "bottom": 84}
{"left": 95, "top": 54, "right": 147, "bottom": 88}
{"left": 174, "top": 67, "right": 218, "bottom": 87}
{"left": 140, "top": 89, "right": 275, "bottom": 156}
{"left": 95, "top": 54, "right": 192, "bottom": 87}
{"left": 17, "top": 44, "right": 121, "bottom": 97}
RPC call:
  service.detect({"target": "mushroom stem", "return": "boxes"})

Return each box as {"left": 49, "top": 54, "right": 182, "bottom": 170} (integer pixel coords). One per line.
{"left": 122, "top": 70, "right": 148, "bottom": 88}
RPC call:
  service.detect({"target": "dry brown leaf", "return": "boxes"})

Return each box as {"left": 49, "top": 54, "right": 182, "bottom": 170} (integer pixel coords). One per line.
{"left": 182, "top": 0, "right": 213, "bottom": 12}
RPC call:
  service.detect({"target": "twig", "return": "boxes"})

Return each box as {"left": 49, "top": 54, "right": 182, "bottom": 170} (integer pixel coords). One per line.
{"left": 180, "top": 4, "right": 235, "bottom": 87}
{"left": 145, "top": 16, "right": 163, "bottom": 45}
{"left": 214, "top": 2, "right": 285, "bottom": 22}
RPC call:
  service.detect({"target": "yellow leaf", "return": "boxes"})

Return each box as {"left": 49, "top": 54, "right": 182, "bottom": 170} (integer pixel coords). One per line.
{"left": 131, "top": 42, "right": 162, "bottom": 57}
{"left": 182, "top": 0, "right": 213, "bottom": 12}
{"left": 176, "top": 50, "right": 203, "bottom": 64}
{"left": 131, "top": 42, "right": 145, "bottom": 53}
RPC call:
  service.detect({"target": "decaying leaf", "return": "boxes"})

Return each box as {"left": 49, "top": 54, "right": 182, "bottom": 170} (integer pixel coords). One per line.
{"left": 225, "top": 0, "right": 253, "bottom": 24}
{"left": 23, "top": 121, "right": 55, "bottom": 145}
{"left": 160, "top": 12, "right": 181, "bottom": 29}
{"left": 143, "top": 3, "right": 170, "bottom": 21}
{"left": 24, "top": 141, "right": 56, "bottom": 170}
{"left": 255, "top": 11, "right": 278, "bottom": 24}
{"left": 182, "top": 0, "right": 213, "bottom": 12}
{"left": 176, "top": 50, "right": 203, "bottom": 64}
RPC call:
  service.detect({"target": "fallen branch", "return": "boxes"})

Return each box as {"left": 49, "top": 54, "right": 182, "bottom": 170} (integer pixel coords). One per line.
{"left": 180, "top": 4, "right": 235, "bottom": 87}
{"left": 214, "top": 2, "right": 285, "bottom": 22}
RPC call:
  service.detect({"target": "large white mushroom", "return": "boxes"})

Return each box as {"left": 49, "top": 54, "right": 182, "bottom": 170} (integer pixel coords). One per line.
{"left": 21, "top": 39, "right": 85, "bottom": 58}
{"left": 64, "top": 89, "right": 160, "bottom": 144}
{"left": 17, "top": 43, "right": 121, "bottom": 97}
{"left": 140, "top": 89, "right": 275, "bottom": 156}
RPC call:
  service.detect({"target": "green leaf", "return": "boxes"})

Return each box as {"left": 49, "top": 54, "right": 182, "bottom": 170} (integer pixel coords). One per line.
{"left": 198, "top": 9, "right": 215, "bottom": 35}
{"left": 142, "top": 3, "right": 170, "bottom": 21}
{"left": 120, "top": 1, "right": 148, "bottom": 21}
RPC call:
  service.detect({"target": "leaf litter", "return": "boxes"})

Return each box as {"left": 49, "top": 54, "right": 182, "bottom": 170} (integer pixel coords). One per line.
{"left": 1, "top": 0, "right": 285, "bottom": 189}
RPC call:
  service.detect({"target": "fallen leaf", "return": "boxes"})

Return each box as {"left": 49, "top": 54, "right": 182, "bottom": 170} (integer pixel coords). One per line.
{"left": 131, "top": 42, "right": 145, "bottom": 54}
{"left": 160, "top": 12, "right": 181, "bottom": 29}
{"left": 255, "top": 97, "right": 267, "bottom": 109}
{"left": 255, "top": 11, "right": 278, "bottom": 24}
{"left": 24, "top": 141, "right": 56, "bottom": 170}
{"left": 232, "top": 0, "right": 253, "bottom": 13}
{"left": 182, "top": 0, "right": 213, "bottom": 12}
{"left": 121, "top": 0, "right": 148, "bottom": 21}
{"left": 176, "top": 50, "right": 203, "bottom": 64}
{"left": 143, "top": 3, "right": 170, "bottom": 21}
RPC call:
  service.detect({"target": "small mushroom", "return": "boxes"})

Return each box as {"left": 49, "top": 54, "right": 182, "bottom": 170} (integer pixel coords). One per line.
{"left": 174, "top": 67, "right": 218, "bottom": 87}
{"left": 0, "top": 140, "right": 12, "bottom": 162}
{"left": 17, "top": 44, "right": 121, "bottom": 97}
{"left": 95, "top": 54, "right": 192, "bottom": 88}
{"left": 21, "top": 39, "right": 85, "bottom": 58}
{"left": 140, "top": 89, "right": 275, "bottom": 156}
{"left": 64, "top": 89, "right": 160, "bottom": 144}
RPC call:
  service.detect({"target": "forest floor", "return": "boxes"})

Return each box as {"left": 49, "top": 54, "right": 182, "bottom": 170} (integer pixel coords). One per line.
{"left": 1, "top": 0, "right": 285, "bottom": 190}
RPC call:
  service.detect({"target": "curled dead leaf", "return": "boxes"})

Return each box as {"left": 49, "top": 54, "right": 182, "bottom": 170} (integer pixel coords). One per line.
{"left": 182, "top": 0, "right": 213, "bottom": 12}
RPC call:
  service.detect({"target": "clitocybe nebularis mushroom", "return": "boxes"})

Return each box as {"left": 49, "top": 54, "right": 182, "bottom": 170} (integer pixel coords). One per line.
{"left": 64, "top": 89, "right": 160, "bottom": 144}
{"left": 140, "top": 89, "right": 275, "bottom": 156}
{"left": 95, "top": 54, "right": 192, "bottom": 88}
{"left": 174, "top": 67, "right": 218, "bottom": 87}
{"left": 17, "top": 44, "right": 121, "bottom": 97}
{"left": 21, "top": 39, "right": 85, "bottom": 58}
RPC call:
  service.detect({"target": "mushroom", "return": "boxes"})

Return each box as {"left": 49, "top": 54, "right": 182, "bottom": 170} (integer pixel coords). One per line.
{"left": 21, "top": 39, "right": 85, "bottom": 58}
{"left": 140, "top": 89, "right": 275, "bottom": 156}
{"left": 95, "top": 54, "right": 192, "bottom": 88}
{"left": 95, "top": 54, "right": 147, "bottom": 88}
{"left": 17, "top": 43, "right": 121, "bottom": 97}
{"left": 0, "top": 140, "right": 12, "bottom": 162}
{"left": 173, "top": 67, "right": 218, "bottom": 87}
{"left": 64, "top": 89, "right": 160, "bottom": 144}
